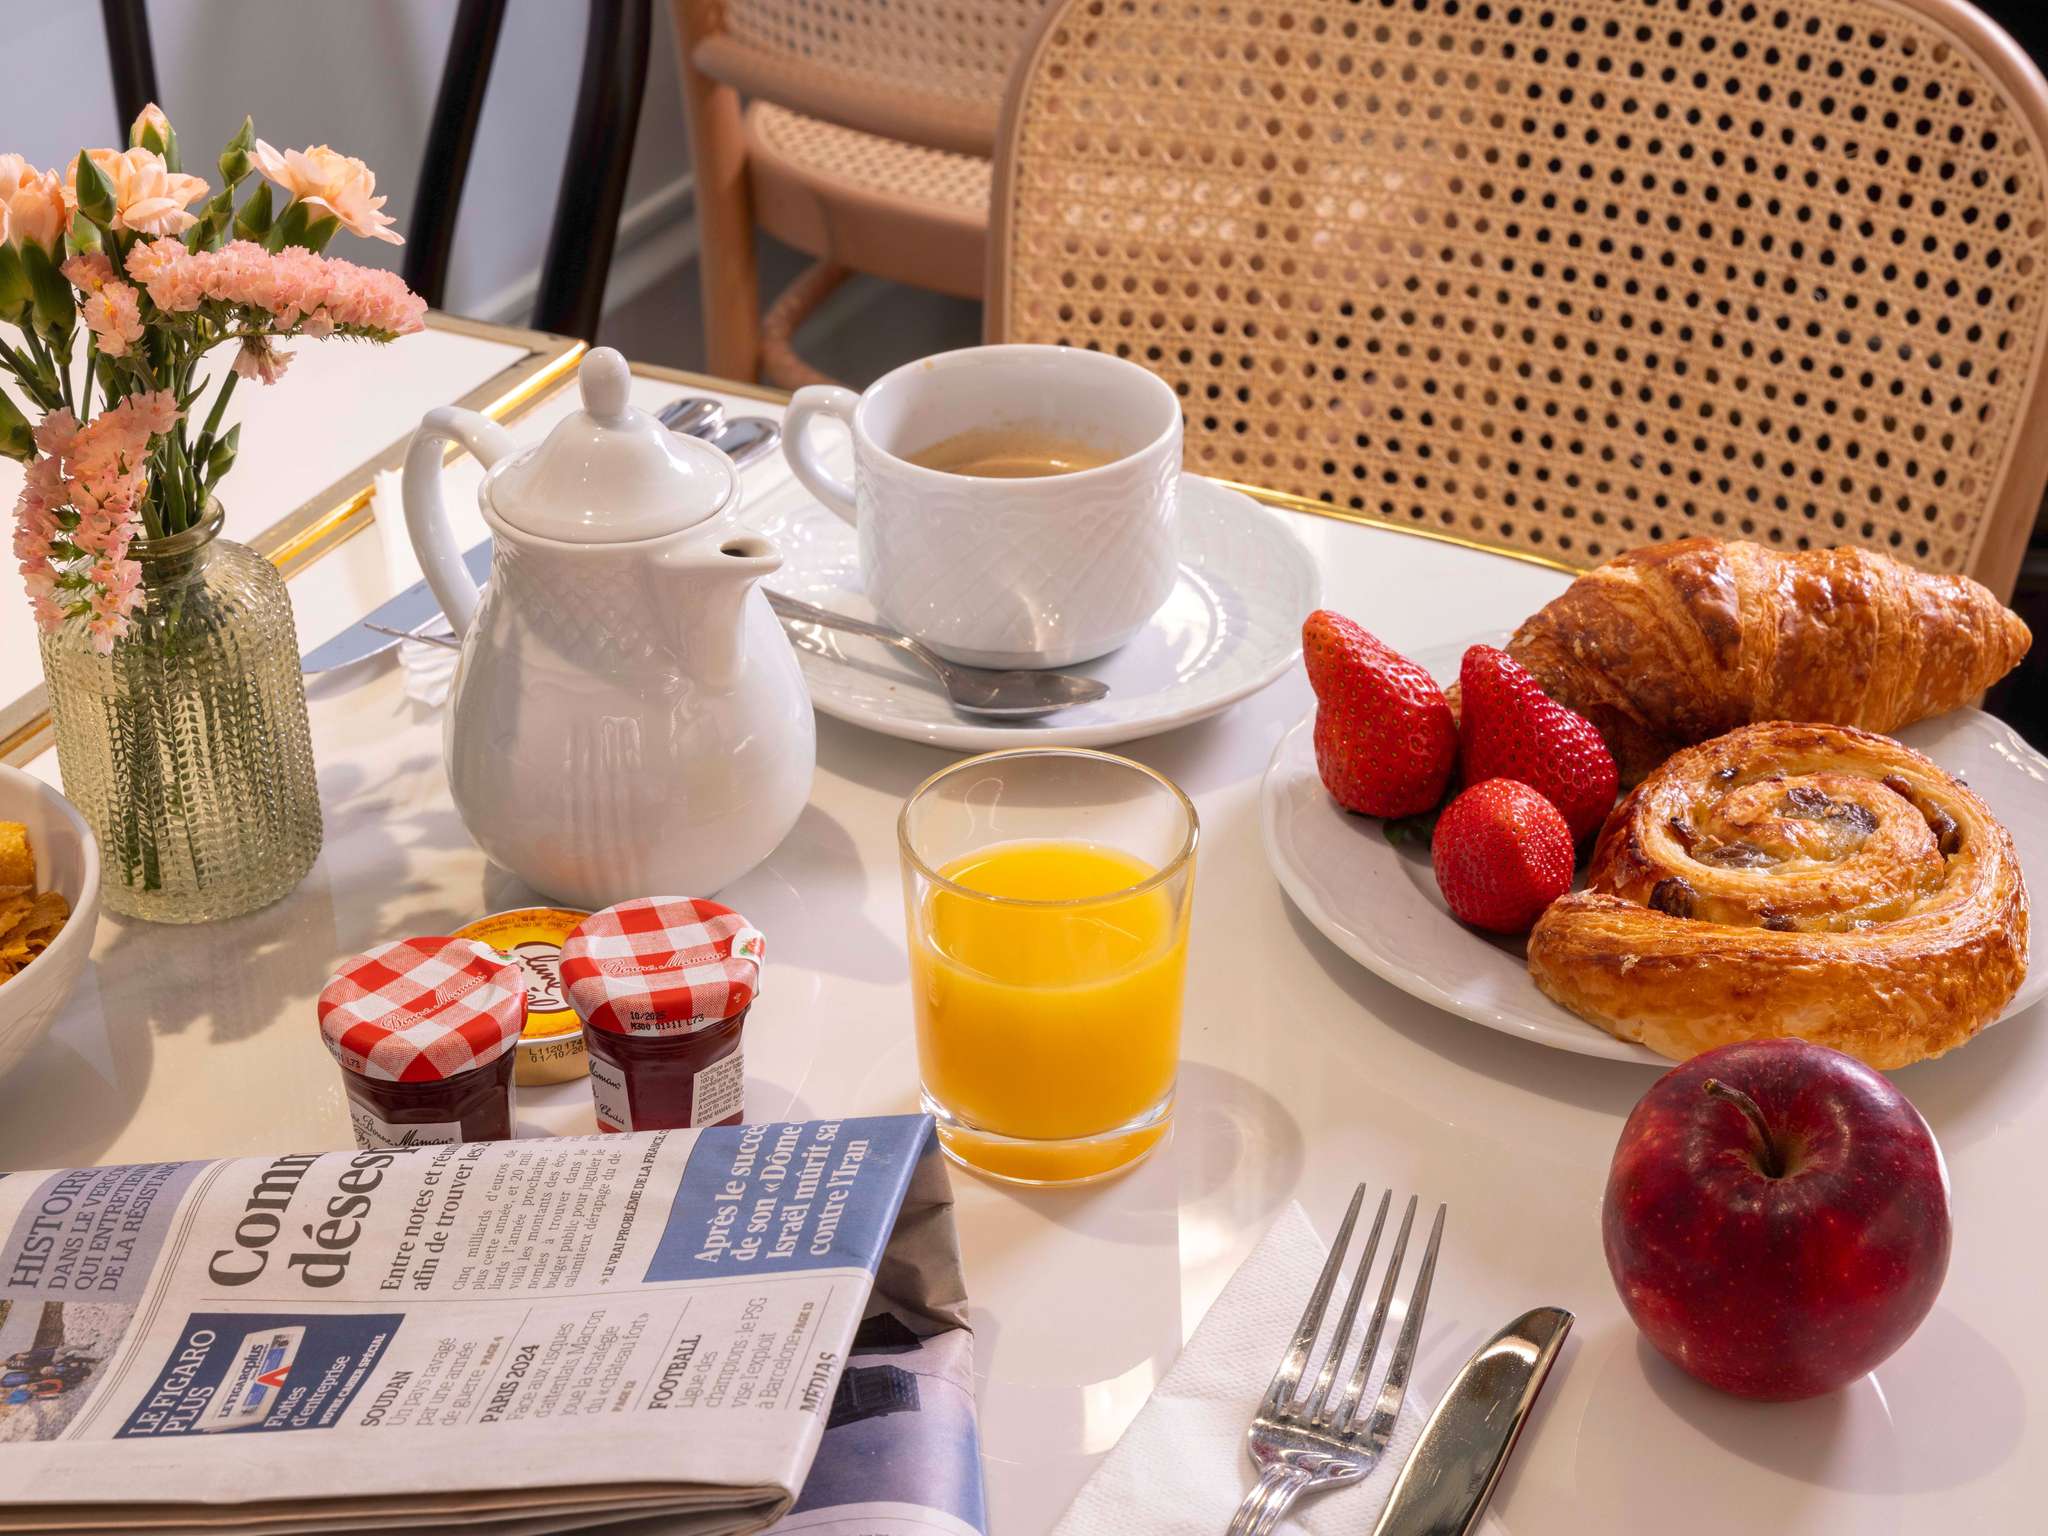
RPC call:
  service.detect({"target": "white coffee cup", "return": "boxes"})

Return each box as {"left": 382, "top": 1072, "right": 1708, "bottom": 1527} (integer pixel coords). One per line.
{"left": 781, "top": 345, "right": 1183, "bottom": 669}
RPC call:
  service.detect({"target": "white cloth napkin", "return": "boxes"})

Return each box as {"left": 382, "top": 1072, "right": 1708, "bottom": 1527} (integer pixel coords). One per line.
{"left": 1052, "top": 1201, "right": 1443, "bottom": 1536}
{"left": 367, "top": 467, "right": 460, "bottom": 707}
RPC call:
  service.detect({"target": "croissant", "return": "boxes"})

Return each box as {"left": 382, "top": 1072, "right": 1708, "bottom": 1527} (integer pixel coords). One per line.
{"left": 1527, "top": 722, "right": 2028, "bottom": 1069}
{"left": 1497, "top": 539, "right": 2030, "bottom": 784}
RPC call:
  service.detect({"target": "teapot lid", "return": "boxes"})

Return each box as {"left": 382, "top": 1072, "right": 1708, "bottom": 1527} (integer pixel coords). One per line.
{"left": 490, "top": 347, "right": 736, "bottom": 543}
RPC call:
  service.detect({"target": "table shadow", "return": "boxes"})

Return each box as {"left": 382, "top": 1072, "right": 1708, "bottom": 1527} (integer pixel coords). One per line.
{"left": 1629, "top": 1305, "right": 2022, "bottom": 1496}
{"left": 1281, "top": 898, "right": 1652, "bottom": 1120}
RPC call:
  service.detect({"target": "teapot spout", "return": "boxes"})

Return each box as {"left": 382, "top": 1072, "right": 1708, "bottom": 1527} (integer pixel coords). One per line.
{"left": 656, "top": 533, "right": 782, "bottom": 692}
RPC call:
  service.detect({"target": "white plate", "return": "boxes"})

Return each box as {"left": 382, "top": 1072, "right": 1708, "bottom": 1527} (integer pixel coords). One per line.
{"left": 1260, "top": 645, "right": 2048, "bottom": 1065}
{"left": 751, "top": 475, "right": 1320, "bottom": 751}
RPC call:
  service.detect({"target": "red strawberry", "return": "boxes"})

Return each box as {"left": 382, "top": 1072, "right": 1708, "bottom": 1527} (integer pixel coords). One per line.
{"left": 1458, "top": 645, "right": 1618, "bottom": 841}
{"left": 1431, "top": 779, "right": 1574, "bottom": 934}
{"left": 1303, "top": 611, "right": 1457, "bottom": 818}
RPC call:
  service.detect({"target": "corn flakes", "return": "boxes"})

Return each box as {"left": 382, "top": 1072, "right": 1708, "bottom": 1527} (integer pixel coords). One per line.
{"left": 0, "top": 822, "right": 69, "bottom": 981}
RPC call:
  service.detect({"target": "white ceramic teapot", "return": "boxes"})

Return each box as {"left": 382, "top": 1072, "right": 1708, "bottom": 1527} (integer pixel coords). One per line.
{"left": 401, "top": 347, "right": 814, "bottom": 909}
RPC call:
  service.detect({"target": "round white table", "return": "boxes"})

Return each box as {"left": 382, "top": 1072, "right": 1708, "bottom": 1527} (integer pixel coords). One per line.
{"left": 6, "top": 376, "right": 2041, "bottom": 1535}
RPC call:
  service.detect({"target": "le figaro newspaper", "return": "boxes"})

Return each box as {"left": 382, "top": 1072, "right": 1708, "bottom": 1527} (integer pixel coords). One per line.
{"left": 0, "top": 1115, "right": 987, "bottom": 1536}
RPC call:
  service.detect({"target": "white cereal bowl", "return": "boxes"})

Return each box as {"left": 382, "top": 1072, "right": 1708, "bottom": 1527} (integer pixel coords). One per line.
{"left": 0, "top": 765, "right": 99, "bottom": 1078}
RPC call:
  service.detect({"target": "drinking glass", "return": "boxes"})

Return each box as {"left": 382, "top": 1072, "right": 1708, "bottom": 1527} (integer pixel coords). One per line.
{"left": 898, "top": 748, "right": 1198, "bottom": 1184}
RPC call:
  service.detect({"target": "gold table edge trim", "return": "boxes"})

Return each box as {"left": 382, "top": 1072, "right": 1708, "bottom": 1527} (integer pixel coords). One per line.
{"left": 4, "top": 357, "right": 1573, "bottom": 764}
{"left": 1, "top": 314, "right": 586, "bottom": 764}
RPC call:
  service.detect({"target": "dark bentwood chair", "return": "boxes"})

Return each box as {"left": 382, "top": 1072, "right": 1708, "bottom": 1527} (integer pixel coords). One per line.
{"left": 98, "top": 0, "right": 651, "bottom": 340}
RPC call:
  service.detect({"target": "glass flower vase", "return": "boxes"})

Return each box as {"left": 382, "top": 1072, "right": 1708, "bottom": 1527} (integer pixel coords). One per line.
{"left": 37, "top": 504, "right": 322, "bottom": 923}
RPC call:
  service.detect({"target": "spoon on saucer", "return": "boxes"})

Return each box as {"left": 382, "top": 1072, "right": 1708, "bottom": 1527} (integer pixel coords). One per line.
{"left": 765, "top": 591, "right": 1109, "bottom": 719}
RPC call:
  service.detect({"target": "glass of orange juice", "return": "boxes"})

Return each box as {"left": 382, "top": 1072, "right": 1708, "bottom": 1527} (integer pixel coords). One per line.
{"left": 898, "top": 748, "right": 1198, "bottom": 1185}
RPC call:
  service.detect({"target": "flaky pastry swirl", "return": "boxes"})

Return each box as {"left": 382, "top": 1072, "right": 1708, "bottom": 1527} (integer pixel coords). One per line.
{"left": 1527, "top": 723, "right": 2028, "bottom": 1068}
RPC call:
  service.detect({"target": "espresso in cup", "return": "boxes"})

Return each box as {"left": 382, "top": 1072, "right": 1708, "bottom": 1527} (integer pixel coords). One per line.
{"left": 782, "top": 345, "right": 1184, "bottom": 669}
{"left": 903, "top": 426, "right": 1118, "bottom": 480}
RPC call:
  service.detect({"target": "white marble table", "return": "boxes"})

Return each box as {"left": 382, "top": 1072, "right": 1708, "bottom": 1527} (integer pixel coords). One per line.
{"left": 4, "top": 366, "right": 2044, "bottom": 1535}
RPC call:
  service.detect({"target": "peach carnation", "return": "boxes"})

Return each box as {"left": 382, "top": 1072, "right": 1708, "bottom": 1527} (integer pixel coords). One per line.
{"left": 67, "top": 146, "right": 209, "bottom": 236}
{"left": 252, "top": 140, "right": 402, "bottom": 244}
{"left": 0, "top": 156, "right": 67, "bottom": 254}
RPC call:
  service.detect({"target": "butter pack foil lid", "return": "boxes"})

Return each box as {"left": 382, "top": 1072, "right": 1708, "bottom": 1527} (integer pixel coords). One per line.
{"left": 318, "top": 937, "right": 527, "bottom": 1081}
{"left": 560, "top": 897, "right": 764, "bottom": 1036}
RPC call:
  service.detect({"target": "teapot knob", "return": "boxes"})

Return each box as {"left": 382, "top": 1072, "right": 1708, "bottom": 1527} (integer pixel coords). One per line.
{"left": 579, "top": 346, "right": 633, "bottom": 425}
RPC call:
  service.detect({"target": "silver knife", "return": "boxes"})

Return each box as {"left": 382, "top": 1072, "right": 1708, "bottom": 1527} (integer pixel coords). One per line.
{"left": 301, "top": 407, "right": 783, "bottom": 673}
{"left": 1367, "top": 1307, "right": 1573, "bottom": 1536}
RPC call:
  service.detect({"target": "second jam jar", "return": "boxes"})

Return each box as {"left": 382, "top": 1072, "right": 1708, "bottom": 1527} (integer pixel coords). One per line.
{"left": 560, "top": 897, "right": 763, "bottom": 1132}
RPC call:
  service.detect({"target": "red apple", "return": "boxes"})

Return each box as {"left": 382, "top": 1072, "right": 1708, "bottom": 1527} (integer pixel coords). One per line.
{"left": 1603, "top": 1039, "right": 1950, "bottom": 1401}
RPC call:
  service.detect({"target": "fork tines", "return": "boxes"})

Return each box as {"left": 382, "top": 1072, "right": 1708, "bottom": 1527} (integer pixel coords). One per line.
{"left": 1264, "top": 1184, "right": 1448, "bottom": 1447}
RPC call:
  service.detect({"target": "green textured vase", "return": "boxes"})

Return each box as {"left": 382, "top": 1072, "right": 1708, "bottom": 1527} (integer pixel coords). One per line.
{"left": 37, "top": 504, "right": 322, "bottom": 923}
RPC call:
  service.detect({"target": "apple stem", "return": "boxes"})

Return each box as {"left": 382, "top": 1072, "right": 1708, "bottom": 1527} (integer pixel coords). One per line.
{"left": 1703, "top": 1078, "right": 1783, "bottom": 1178}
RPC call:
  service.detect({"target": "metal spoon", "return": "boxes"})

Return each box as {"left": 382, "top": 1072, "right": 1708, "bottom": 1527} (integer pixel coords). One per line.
{"left": 657, "top": 395, "right": 724, "bottom": 437}
{"left": 765, "top": 590, "right": 1110, "bottom": 718}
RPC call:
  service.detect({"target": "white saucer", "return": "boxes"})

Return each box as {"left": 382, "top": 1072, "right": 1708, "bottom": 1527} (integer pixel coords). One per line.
{"left": 1260, "top": 640, "right": 2048, "bottom": 1066}
{"left": 750, "top": 475, "right": 1321, "bottom": 751}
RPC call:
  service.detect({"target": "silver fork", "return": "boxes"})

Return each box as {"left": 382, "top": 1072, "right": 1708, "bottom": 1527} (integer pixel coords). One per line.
{"left": 1226, "top": 1186, "right": 1448, "bottom": 1536}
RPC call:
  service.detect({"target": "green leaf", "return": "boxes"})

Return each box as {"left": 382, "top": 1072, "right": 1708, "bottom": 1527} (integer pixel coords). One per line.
{"left": 233, "top": 181, "right": 274, "bottom": 242}
{"left": 20, "top": 241, "right": 75, "bottom": 334}
{"left": 0, "top": 245, "right": 31, "bottom": 326}
{"left": 264, "top": 199, "right": 311, "bottom": 252}
{"left": 1382, "top": 809, "right": 1441, "bottom": 849}
{"left": 300, "top": 214, "right": 340, "bottom": 254}
{"left": 218, "top": 116, "right": 254, "bottom": 184}
{"left": 204, "top": 422, "right": 240, "bottom": 486}
{"left": 161, "top": 124, "right": 181, "bottom": 174}
{"left": 67, "top": 211, "right": 101, "bottom": 251}
{"left": 0, "top": 390, "right": 34, "bottom": 461}
{"left": 136, "top": 120, "right": 166, "bottom": 157}
{"left": 190, "top": 185, "right": 237, "bottom": 252}
{"left": 71, "top": 150, "right": 116, "bottom": 227}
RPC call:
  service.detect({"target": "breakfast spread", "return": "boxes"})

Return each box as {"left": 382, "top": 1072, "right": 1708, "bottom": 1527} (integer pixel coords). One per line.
{"left": 316, "top": 937, "right": 527, "bottom": 1149}
{"left": 453, "top": 907, "right": 591, "bottom": 1085}
{"left": 1477, "top": 539, "right": 2033, "bottom": 785}
{"left": 1604, "top": 1040, "right": 1950, "bottom": 1401}
{"left": 559, "top": 897, "right": 761, "bottom": 1132}
{"left": 1529, "top": 722, "right": 2029, "bottom": 1068}
{"left": 0, "top": 822, "right": 69, "bottom": 982}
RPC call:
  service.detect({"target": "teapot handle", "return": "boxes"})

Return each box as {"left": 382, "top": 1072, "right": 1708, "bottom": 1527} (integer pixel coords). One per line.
{"left": 402, "top": 406, "right": 516, "bottom": 637}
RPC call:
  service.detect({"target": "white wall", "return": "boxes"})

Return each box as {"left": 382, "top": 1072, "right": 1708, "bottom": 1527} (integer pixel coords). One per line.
{"left": 0, "top": 0, "right": 693, "bottom": 323}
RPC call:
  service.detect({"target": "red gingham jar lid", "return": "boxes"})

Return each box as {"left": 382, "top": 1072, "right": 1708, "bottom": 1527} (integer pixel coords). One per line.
{"left": 560, "top": 898, "right": 764, "bottom": 1037}
{"left": 318, "top": 937, "right": 527, "bottom": 1083}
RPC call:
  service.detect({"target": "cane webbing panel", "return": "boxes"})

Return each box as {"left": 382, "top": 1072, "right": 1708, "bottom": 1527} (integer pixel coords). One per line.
{"left": 750, "top": 100, "right": 994, "bottom": 211}
{"left": 993, "top": 0, "right": 2048, "bottom": 574}
{"left": 724, "top": 0, "right": 1046, "bottom": 103}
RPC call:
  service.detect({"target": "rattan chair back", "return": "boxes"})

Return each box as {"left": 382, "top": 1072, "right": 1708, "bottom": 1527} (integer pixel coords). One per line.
{"left": 989, "top": 0, "right": 2048, "bottom": 593}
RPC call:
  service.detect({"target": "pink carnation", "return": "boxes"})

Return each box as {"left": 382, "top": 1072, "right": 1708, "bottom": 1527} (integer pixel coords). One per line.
{"left": 61, "top": 250, "right": 115, "bottom": 293}
{"left": 10, "top": 388, "right": 181, "bottom": 645}
{"left": 123, "top": 237, "right": 210, "bottom": 312}
{"left": 80, "top": 281, "right": 146, "bottom": 356}
{"left": 232, "top": 335, "right": 293, "bottom": 384}
{"left": 32, "top": 409, "right": 79, "bottom": 460}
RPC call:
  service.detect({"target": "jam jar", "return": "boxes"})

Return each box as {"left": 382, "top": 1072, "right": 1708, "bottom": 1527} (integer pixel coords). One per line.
{"left": 317, "top": 937, "right": 526, "bottom": 1149}
{"left": 560, "top": 897, "right": 763, "bottom": 1132}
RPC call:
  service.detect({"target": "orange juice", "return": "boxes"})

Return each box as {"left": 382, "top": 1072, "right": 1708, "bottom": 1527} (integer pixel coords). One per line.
{"left": 910, "top": 839, "right": 1188, "bottom": 1181}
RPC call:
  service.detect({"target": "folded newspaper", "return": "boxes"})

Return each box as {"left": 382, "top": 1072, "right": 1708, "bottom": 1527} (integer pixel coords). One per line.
{"left": 0, "top": 1116, "right": 985, "bottom": 1536}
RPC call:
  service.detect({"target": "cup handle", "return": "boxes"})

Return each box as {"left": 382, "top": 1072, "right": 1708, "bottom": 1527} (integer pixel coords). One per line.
{"left": 781, "top": 385, "right": 861, "bottom": 527}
